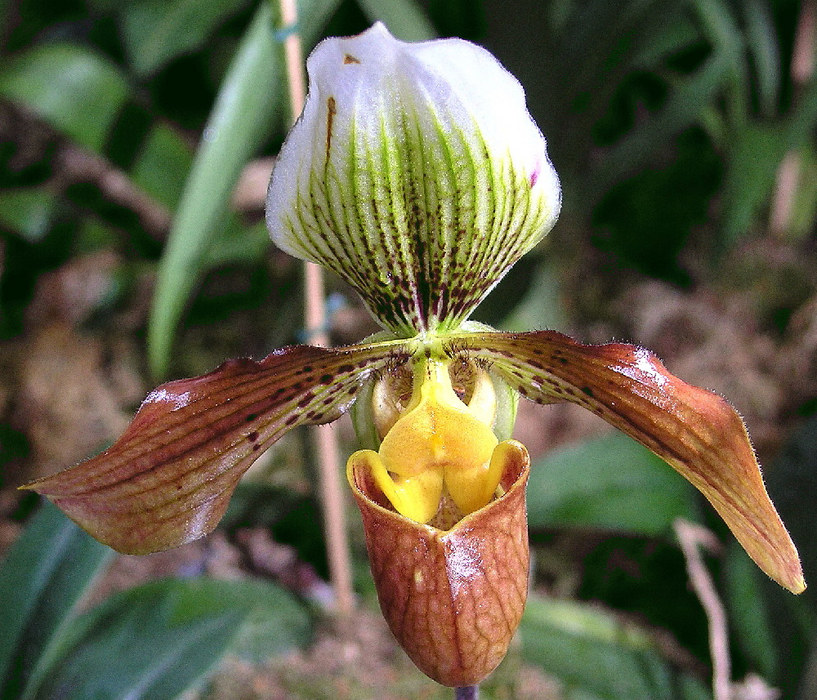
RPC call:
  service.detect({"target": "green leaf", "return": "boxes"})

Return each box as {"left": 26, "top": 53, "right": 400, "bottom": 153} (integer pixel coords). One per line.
{"left": 0, "top": 500, "right": 114, "bottom": 699}
{"left": 0, "top": 188, "right": 58, "bottom": 242}
{"left": 527, "top": 432, "right": 699, "bottom": 536}
{"left": 520, "top": 595, "right": 710, "bottom": 700}
{"left": 740, "top": 0, "right": 780, "bottom": 118}
{"left": 691, "top": 0, "right": 748, "bottom": 124}
{"left": 786, "top": 143, "right": 817, "bottom": 241}
{"left": 120, "top": 0, "right": 251, "bottom": 77}
{"left": 147, "top": 0, "right": 344, "bottom": 377}
{"left": 131, "top": 123, "right": 194, "bottom": 210}
{"left": 629, "top": 16, "right": 699, "bottom": 71}
{"left": 203, "top": 218, "right": 271, "bottom": 266}
{"left": 35, "top": 577, "right": 311, "bottom": 699}
{"left": 789, "top": 74, "right": 817, "bottom": 145}
{"left": 498, "top": 259, "right": 566, "bottom": 333}
{"left": 590, "top": 53, "right": 728, "bottom": 198}
{"left": 723, "top": 542, "right": 776, "bottom": 679}
{"left": 356, "top": 0, "right": 437, "bottom": 41}
{"left": 593, "top": 128, "right": 719, "bottom": 281}
{"left": 147, "top": 2, "right": 282, "bottom": 377}
{"left": 719, "top": 121, "right": 787, "bottom": 245}
{"left": 0, "top": 44, "right": 130, "bottom": 152}
{"left": 220, "top": 480, "right": 307, "bottom": 531}
{"left": 425, "top": 0, "right": 485, "bottom": 39}
{"left": 204, "top": 578, "right": 312, "bottom": 662}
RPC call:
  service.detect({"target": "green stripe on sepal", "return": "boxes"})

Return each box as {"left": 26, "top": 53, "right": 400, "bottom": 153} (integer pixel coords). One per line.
{"left": 267, "top": 23, "right": 560, "bottom": 336}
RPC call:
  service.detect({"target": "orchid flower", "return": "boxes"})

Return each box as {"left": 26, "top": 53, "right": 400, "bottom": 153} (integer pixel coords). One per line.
{"left": 24, "top": 23, "right": 803, "bottom": 689}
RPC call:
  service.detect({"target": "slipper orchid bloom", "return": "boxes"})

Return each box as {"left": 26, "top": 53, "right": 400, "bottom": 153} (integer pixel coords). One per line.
{"left": 25, "top": 22, "right": 804, "bottom": 689}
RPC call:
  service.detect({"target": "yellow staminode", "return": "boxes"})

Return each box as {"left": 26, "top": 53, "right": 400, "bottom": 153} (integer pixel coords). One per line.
{"left": 347, "top": 357, "right": 512, "bottom": 524}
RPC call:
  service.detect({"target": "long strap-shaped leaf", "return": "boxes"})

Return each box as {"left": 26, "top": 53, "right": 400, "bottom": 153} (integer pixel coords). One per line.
{"left": 460, "top": 329, "right": 804, "bottom": 594}
{"left": 24, "top": 340, "right": 406, "bottom": 554}
{"left": 0, "top": 501, "right": 113, "bottom": 699}
{"left": 147, "top": 0, "right": 345, "bottom": 377}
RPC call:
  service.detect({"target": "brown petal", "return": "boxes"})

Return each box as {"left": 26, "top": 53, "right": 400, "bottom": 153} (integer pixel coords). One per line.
{"left": 348, "top": 440, "right": 530, "bottom": 687}
{"left": 461, "top": 330, "right": 805, "bottom": 594}
{"left": 22, "top": 340, "right": 407, "bottom": 554}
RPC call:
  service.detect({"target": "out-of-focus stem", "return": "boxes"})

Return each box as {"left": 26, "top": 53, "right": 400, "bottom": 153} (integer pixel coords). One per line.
{"left": 455, "top": 686, "right": 479, "bottom": 700}
{"left": 279, "top": 0, "right": 306, "bottom": 122}
{"left": 675, "top": 520, "right": 730, "bottom": 700}
{"left": 277, "top": 0, "right": 354, "bottom": 617}
{"left": 769, "top": 0, "right": 816, "bottom": 237}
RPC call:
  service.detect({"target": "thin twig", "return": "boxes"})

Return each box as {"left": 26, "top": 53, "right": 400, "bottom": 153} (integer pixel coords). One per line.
{"left": 674, "top": 519, "right": 731, "bottom": 700}
{"left": 277, "top": 0, "right": 354, "bottom": 617}
{"left": 455, "top": 686, "right": 479, "bottom": 700}
{"left": 57, "top": 145, "right": 171, "bottom": 239}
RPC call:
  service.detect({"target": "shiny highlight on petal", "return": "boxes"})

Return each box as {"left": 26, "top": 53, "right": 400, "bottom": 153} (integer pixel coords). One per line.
{"left": 348, "top": 437, "right": 531, "bottom": 686}
{"left": 23, "top": 340, "right": 408, "bottom": 554}
{"left": 459, "top": 329, "right": 805, "bottom": 594}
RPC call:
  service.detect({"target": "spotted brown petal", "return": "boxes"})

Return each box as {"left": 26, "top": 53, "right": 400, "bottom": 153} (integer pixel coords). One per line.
{"left": 457, "top": 330, "right": 805, "bottom": 594}
{"left": 22, "top": 340, "right": 408, "bottom": 555}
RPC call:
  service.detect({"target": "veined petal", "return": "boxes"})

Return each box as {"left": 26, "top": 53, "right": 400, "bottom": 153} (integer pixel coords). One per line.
{"left": 22, "top": 340, "right": 408, "bottom": 554}
{"left": 348, "top": 437, "right": 530, "bottom": 686}
{"left": 453, "top": 330, "right": 805, "bottom": 594}
{"left": 266, "top": 23, "right": 560, "bottom": 335}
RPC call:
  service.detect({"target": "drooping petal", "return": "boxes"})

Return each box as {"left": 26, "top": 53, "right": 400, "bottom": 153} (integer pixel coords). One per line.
{"left": 23, "top": 339, "right": 408, "bottom": 554}
{"left": 266, "top": 23, "right": 560, "bottom": 335}
{"left": 453, "top": 330, "right": 805, "bottom": 594}
{"left": 348, "top": 437, "right": 530, "bottom": 686}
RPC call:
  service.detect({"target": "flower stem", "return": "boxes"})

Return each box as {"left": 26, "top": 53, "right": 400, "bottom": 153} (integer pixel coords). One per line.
{"left": 278, "top": 0, "right": 354, "bottom": 617}
{"left": 455, "top": 686, "right": 479, "bottom": 700}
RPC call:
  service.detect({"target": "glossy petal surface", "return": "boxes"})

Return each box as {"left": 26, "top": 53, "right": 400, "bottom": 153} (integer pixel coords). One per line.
{"left": 456, "top": 330, "right": 804, "bottom": 594}
{"left": 24, "top": 340, "right": 407, "bottom": 554}
{"left": 348, "top": 438, "right": 530, "bottom": 686}
{"left": 266, "top": 23, "right": 560, "bottom": 334}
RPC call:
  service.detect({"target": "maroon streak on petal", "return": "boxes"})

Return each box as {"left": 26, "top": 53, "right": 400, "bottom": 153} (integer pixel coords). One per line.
{"left": 23, "top": 341, "right": 407, "bottom": 554}
{"left": 459, "top": 330, "right": 805, "bottom": 594}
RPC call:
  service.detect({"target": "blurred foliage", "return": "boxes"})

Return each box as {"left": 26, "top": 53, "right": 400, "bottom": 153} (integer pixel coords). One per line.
{"left": 1, "top": 0, "right": 816, "bottom": 697}
{"left": 0, "top": 501, "right": 311, "bottom": 699}
{"left": 504, "top": 0, "right": 817, "bottom": 277}
{"left": 528, "top": 432, "right": 701, "bottom": 536}
{"left": 520, "top": 595, "right": 711, "bottom": 700}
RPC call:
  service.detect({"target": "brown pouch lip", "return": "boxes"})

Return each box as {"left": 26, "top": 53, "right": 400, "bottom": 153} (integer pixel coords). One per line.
{"left": 348, "top": 441, "right": 530, "bottom": 687}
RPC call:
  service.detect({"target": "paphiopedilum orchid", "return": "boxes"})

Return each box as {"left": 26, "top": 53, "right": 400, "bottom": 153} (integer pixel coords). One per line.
{"left": 25, "top": 22, "right": 803, "bottom": 689}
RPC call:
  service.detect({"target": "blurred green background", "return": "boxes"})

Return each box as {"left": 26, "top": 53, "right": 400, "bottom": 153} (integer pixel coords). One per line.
{"left": 1, "top": 0, "right": 817, "bottom": 698}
